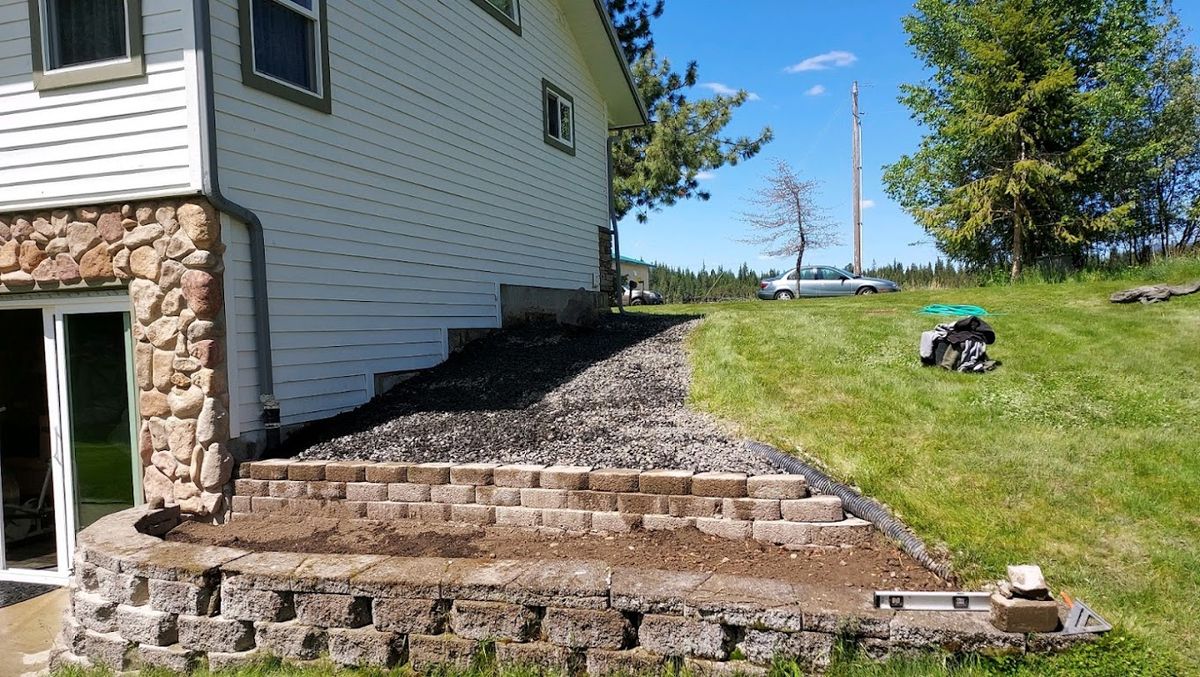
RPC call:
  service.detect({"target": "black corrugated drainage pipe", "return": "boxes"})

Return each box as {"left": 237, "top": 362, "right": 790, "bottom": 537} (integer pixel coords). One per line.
{"left": 749, "top": 440, "right": 958, "bottom": 583}
{"left": 192, "top": 0, "right": 280, "bottom": 454}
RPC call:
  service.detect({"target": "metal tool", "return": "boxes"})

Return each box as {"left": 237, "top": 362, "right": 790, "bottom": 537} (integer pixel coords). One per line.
{"left": 1061, "top": 595, "right": 1112, "bottom": 635}
{"left": 874, "top": 590, "right": 991, "bottom": 612}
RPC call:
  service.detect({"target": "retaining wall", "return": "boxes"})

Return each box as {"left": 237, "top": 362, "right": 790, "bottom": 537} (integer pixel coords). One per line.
{"left": 231, "top": 460, "right": 873, "bottom": 548}
{"left": 55, "top": 507, "right": 1088, "bottom": 674}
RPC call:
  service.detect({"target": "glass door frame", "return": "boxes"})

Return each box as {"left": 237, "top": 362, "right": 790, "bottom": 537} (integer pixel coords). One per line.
{"left": 0, "top": 293, "right": 137, "bottom": 586}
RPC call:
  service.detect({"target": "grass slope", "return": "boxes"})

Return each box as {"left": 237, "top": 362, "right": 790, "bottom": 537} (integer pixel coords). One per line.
{"left": 640, "top": 257, "right": 1199, "bottom": 671}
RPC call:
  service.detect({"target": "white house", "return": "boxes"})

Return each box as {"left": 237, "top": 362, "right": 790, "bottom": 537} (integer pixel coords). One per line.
{"left": 0, "top": 0, "right": 645, "bottom": 585}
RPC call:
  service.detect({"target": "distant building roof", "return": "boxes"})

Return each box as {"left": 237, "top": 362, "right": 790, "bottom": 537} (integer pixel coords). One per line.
{"left": 619, "top": 255, "right": 655, "bottom": 268}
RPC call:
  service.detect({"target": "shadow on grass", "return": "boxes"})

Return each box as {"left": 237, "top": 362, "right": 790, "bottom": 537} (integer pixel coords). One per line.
{"left": 277, "top": 312, "right": 702, "bottom": 458}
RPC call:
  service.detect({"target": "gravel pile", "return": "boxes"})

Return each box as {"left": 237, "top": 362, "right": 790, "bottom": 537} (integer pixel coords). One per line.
{"left": 294, "top": 314, "right": 775, "bottom": 473}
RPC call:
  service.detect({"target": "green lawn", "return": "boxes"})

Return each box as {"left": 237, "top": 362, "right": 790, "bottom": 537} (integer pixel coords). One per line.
{"left": 636, "top": 257, "right": 1200, "bottom": 673}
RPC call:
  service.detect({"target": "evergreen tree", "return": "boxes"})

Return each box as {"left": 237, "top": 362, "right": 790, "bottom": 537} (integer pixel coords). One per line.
{"left": 605, "top": 1, "right": 773, "bottom": 222}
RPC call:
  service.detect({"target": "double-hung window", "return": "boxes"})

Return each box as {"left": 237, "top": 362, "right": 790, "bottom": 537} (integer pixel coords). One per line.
{"left": 470, "top": 0, "right": 521, "bottom": 34}
{"left": 29, "top": 0, "right": 144, "bottom": 89}
{"left": 239, "top": 0, "right": 331, "bottom": 113}
{"left": 543, "top": 80, "right": 575, "bottom": 156}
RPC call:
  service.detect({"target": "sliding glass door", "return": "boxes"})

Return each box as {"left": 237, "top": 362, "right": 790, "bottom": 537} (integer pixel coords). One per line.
{"left": 0, "top": 296, "right": 138, "bottom": 585}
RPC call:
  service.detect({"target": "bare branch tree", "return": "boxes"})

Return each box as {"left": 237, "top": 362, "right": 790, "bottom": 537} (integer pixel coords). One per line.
{"left": 739, "top": 160, "right": 841, "bottom": 280}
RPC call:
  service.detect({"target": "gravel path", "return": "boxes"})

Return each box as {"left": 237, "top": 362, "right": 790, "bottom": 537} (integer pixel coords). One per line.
{"left": 294, "top": 314, "right": 776, "bottom": 473}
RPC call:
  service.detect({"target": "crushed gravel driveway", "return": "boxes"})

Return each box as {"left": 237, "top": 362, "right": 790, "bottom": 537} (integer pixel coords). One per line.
{"left": 292, "top": 313, "right": 775, "bottom": 473}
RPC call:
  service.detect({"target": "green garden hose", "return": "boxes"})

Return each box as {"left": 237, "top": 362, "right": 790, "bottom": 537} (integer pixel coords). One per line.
{"left": 919, "top": 304, "right": 992, "bottom": 316}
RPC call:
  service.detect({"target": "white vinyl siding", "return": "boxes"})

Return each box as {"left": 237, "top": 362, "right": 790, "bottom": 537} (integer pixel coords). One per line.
{"left": 0, "top": 0, "right": 202, "bottom": 212}
{"left": 211, "top": 0, "right": 609, "bottom": 432}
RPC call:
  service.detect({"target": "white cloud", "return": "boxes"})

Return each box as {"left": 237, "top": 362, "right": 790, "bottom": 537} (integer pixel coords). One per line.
{"left": 785, "top": 50, "right": 858, "bottom": 73}
{"left": 861, "top": 199, "right": 876, "bottom": 209}
{"left": 804, "top": 85, "right": 827, "bottom": 96}
{"left": 695, "top": 171, "right": 716, "bottom": 181}
{"left": 700, "top": 82, "right": 761, "bottom": 101}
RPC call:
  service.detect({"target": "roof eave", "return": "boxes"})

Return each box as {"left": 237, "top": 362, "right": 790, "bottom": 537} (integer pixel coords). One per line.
{"left": 559, "top": 0, "right": 650, "bottom": 130}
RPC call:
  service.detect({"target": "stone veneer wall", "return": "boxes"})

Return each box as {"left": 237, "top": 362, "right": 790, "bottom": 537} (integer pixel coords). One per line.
{"left": 0, "top": 199, "right": 231, "bottom": 518}
{"left": 56, "top": 506, "right": 1088, "bottom": 674}
{"left": 231, "top": 460, "right": 874, "bottom": 548}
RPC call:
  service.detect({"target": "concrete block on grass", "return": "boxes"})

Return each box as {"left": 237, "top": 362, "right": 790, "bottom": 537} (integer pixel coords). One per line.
{"left": 220, "top": 582, "right": 295, "bottom": 622}
{"left": 408, "top": 633, "right": 480, "bottom": 670}
{"left": 585, "top": 648, "right": 669, "bottom": 675}
{"left": 115, "top": 604, "right": 177, "bottom": 646}
{"left": 496, "top": 641, "right": 575, "bottom": 671}
{"left": 177, "top": 614, "right": 255, "bottom": 652}
{"left": 328, "top": 626, "right": 405, "bottom": 667}
{"left": 254, "top": 620, "right": 328, "bottom": 659}
{"left": 205, "top": 648, "right": 261, "bottom": 672}
{"left": 82, "top": 629, "right": 134, "bottom": 671}
{"left": 542, "top": 607, "right": 632, "bottom": 649}
{"left": 736, "top": 629, "right": 835, "bottom": 670}
{"left": 638, "top": 614, "right": 730, "bottom": 660}
{"left": 450, "top": 600, "right": 540, "bottom": 641}
{"left": 137, "top": 643, "right": 200, "bottom": 672}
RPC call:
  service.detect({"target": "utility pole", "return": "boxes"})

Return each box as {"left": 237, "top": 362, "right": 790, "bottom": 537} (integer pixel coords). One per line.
{"left": 851, "top": 81, "right": 863, "bottom": 275}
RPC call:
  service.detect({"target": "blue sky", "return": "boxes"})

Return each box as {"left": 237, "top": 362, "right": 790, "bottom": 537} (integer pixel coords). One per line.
{"left": 616, "top": 1, "right": 1200, "bottom": 274}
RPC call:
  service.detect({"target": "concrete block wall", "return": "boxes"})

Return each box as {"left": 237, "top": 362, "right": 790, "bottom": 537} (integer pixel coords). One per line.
{"left": 56, "top": 507, "right": 1088, "bottom": 673}
{"left": 229, "top": 460, "right": 874, "bottom": 548}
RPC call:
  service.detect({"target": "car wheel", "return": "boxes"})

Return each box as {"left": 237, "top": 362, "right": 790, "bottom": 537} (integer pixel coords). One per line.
{"left": 630, "top": 298, "right": 644, "bottom": 306}
{"left": 856, "top": 286, "right": 878, "bottom": 295}
{"left": 774, "top": 290, "right": 794, "bottom": 300}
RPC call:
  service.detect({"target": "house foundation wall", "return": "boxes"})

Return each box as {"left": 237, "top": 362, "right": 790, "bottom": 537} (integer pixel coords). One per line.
{"left": 0, "top": 199, "right": 232, "bottom": 519}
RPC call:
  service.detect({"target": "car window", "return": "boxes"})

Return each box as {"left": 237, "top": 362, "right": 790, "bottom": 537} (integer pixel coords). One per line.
{"left": 819, "top": 268, "right": 845, "bottom": 280}
{"left": 799, "top": 268, "right": 818, "bottom": 280}
{"left": 786, "top": 270, "right": 799, "bottom": 280}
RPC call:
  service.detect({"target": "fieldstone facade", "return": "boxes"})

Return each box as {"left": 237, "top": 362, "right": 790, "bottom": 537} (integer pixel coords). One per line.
{"left": 0, "top": 198, "right": 232, "bottom": 518}
{"left": 598, "top": 227, "right": 615, "bottom": 306}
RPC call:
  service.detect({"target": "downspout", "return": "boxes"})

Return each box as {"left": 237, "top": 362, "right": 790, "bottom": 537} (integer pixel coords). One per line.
{"left": 192, "top": 0, "right": 281, "bottom": 454}
{"left": 607, "top": 136, "right": 624, "bottom": 313}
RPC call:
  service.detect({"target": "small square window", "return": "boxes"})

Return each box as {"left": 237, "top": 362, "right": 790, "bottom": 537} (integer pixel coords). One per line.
{"left": 30, "top": 0, "right": 144, "bottom": 89}
{"left": 543, "top": 80, "right": 575, "bottom": 156}
{"left": 470, "top": 0, "right": 520, "bottom": 35}
{"left": 239, "top": 0, "right": 331, "bottom": 113}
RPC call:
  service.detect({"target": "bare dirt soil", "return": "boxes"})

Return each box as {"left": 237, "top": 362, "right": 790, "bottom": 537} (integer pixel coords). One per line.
{"left": 168, "top": 515, "right": 948, "bottom": 590}
{"left": 286, "top": 314, "right": 775, "bottom": 474}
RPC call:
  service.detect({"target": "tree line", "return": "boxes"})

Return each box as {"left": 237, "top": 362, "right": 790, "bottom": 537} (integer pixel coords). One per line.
{"left": 884, "top": 0, "right": 1200, "bottom": 279}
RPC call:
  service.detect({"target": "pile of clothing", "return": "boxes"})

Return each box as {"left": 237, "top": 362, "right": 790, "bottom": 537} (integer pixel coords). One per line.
{"left": 919, "top": 315, "right": 1000, "bottom": 373}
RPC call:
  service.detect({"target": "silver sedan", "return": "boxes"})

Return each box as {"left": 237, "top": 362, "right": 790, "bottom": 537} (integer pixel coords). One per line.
{"left": 758, "top": 266, "right": 901, "bottom": 300}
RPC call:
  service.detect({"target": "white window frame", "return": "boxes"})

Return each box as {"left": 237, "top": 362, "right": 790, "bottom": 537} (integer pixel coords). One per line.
{"left": 543, "top": 79, "right": 576, "bottom": 156}
{"left": 29, "top": 0, "right": 144, "bottom": 90}
{"left": 240, "top": 0, "right": 332, "bottom": 113}
{"left": 470, "top": 0, "right": 521, "bottom": 35}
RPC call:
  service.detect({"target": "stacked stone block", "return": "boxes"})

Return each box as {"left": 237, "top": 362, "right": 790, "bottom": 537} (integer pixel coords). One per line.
{"left": 232, "top": 461, "right": 871, "bottom": 549}
{"left": 0, "top": 200, "right": 231, "bottom": 518}
{"left": 57, "top": 506, "right": 1082, "bottom": 673}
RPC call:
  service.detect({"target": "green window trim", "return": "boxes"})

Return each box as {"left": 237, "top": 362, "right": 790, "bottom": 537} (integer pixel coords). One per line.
{"left": 238, "top": 0, "right": 333, "bottom": 114}
{"left": 542, "top": 79, "right": 576, "bottom": 156}
{"left": 469, "top": 0, "right": 521, "bottom": 35}
{"left": 28, "top": 0, "right": 145, "bottom": 91}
